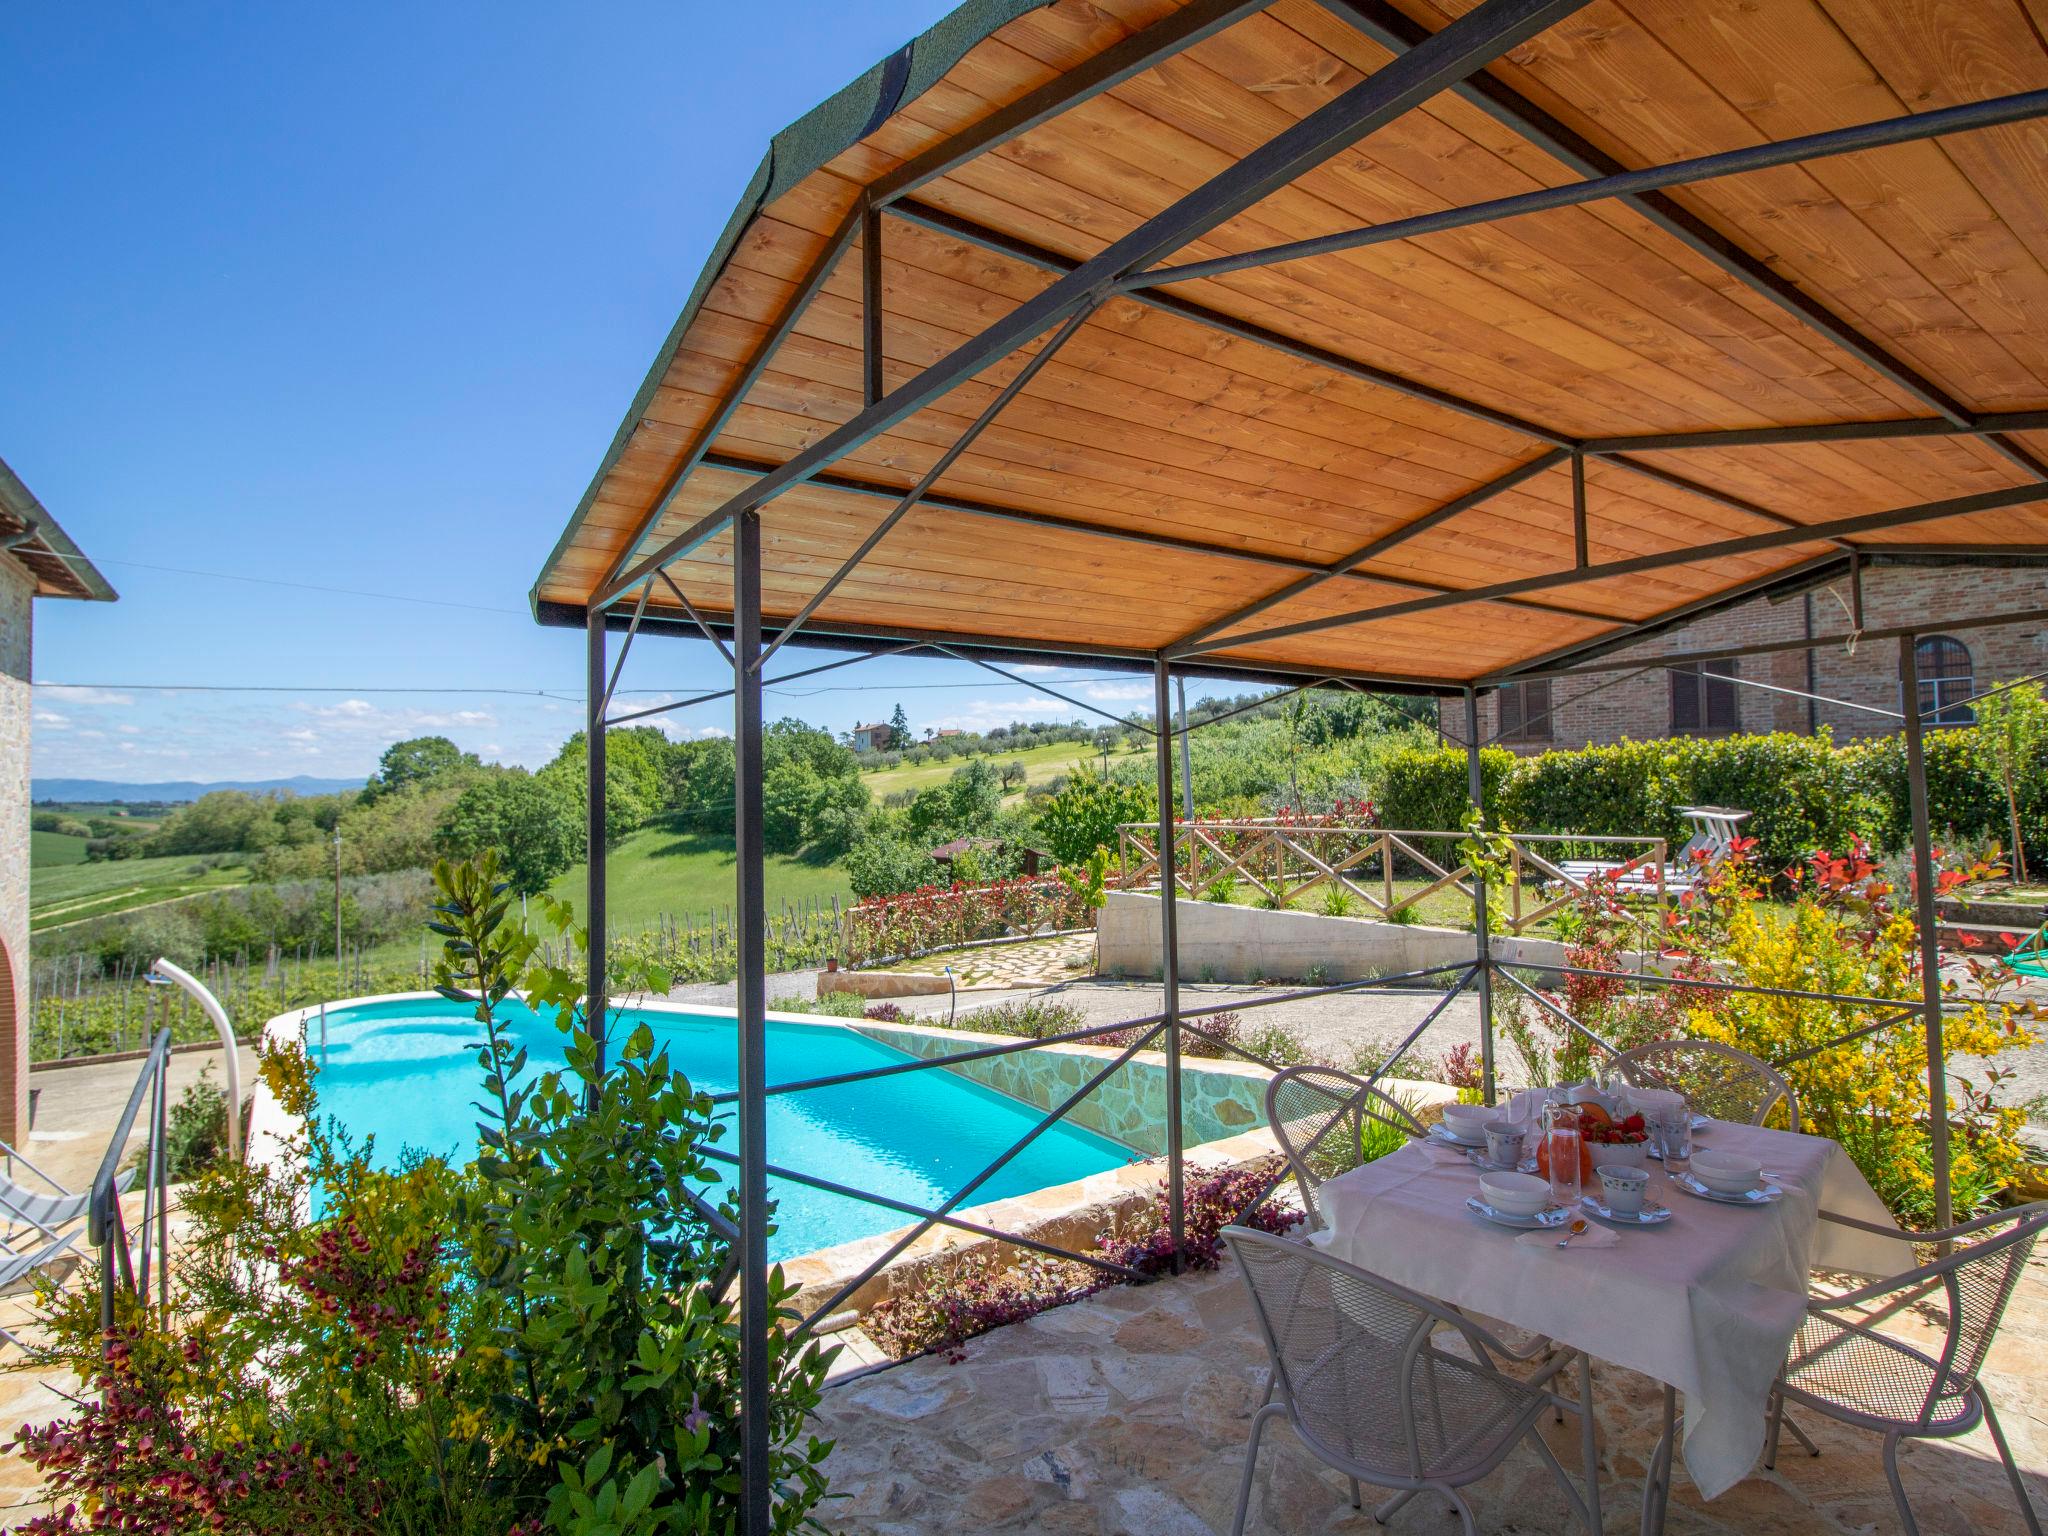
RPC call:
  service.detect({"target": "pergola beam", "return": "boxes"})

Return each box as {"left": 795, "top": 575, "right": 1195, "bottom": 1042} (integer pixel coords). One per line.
{"left": 1166, "top": 448, "right": 1571, "bottom": 649}
{"left": 867, "top": 0, "right": 1276, "bottom": 207}
{"left": 890, "top": 198, "right": 1572, "bottom": 449}
{"left": 1129, "top": 87, "right": 2048, "bottom": 287}
{"left": 1312, "top": 0, "right": 2048, "bottom": 484}
{"left": 695, "top": 451, "right": 1636, "bottom": 622}
{"left": 599, "top": 207, "right": 864, "bottom": 596}
{"left": 601, "top": 0, "right": 1595, "bottom": 607}
{"left": 1173, "top": 480, "right": 2048, "bottom": 657}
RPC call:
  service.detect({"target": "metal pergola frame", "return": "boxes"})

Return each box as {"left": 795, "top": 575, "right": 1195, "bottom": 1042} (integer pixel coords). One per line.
{"left": 549, "top": 2, "right": 2048, "bottom": 1526}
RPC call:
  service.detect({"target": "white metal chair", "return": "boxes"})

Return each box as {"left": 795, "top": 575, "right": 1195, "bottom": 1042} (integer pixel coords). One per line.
{"left": 0, "top": 1231, "right": 80, "bottom": 1350}
{"left": 1612, "top": 1037, "right": 1798, "bottom": 1131}
{"left": 1224, "top": 1226, "right": 1603, "bottom": 1536}
{"left": 1265, "top": 1065, "right": 1426, "bottom": 1232}
{"left": 1765, "top": 1203, "right": 2046, "bottom": 1535}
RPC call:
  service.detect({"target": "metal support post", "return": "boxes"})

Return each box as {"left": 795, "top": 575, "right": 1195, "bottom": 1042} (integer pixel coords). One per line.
{"left": 585, "top": 610, "right": 608, "bottom": 1075}
{"left": 1464, "top": 689, "right": 1496, "bottom": 1104}
{"left": 1154, "top": 656, "right": 1186, "bottom": 1264}
{"left": 733, "top": 511, "right": 772, "bottom": 1536}
{"left": 733, "top": 512, "right": 770, "bottom": 1531}
{"left": 1899, "top": 634, "right": 1954, "bottom": 1232}
{"left": 1176, "top": 676, "right": 1195, "bottom": 819}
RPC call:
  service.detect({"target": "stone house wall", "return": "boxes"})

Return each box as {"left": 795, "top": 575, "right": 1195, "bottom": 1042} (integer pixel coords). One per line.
{"left": 1440, "top": 563, "right": 2048, "bottom": 753}
{"left": 0, "top": 554, "right": 32, "bottom": 1143}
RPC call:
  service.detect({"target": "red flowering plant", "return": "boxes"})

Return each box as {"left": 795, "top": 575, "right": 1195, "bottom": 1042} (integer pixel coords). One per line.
{"left": 841, "top": 874, "right": 1092, "bottom": 967}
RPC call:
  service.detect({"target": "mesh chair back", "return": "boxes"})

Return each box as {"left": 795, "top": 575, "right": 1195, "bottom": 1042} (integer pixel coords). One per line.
{"left": 1266, "top": 1066, "right": 1425, "bottom": 1228}
{"left": 1937, "top": 1213, "right": 2043, "bottom": 1402}
{"left": 1614, "top": 1038, "right": 1797, "bottom": 1130}
{"left": 1228, "top": 1225, "right": 1532, "bottom": 1486}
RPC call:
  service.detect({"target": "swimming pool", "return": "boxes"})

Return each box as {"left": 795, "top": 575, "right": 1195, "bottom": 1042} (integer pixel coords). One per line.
{"left": 286, "top": 995, "right": 1138, "bottom": 1260}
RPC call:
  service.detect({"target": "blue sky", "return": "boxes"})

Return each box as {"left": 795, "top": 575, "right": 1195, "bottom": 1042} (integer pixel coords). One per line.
{"left": 4, "top": 2, "right": 1231, "bottom": 785}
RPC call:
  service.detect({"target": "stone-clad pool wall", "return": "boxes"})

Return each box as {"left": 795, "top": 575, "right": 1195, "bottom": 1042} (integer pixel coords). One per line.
{"left": 848, "top": 1017, "right": 1269, "bottom": 1155}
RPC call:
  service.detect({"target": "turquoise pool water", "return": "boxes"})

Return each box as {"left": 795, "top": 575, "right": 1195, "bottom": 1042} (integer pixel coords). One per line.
{"left": 297, "top": 996, "right": 1136, "bottom": 1260}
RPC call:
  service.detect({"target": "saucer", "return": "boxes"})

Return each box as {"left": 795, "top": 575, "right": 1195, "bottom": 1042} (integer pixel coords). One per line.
{"left": 1465, "top": 1195, "right": 1571, "bottom": 1230}
{"left": 1466, "top": 1149, "right": 1539, "bottom": 1176}
{"left": 1430, "top": 1123, "right": 1486, "bottom": 1149}
{"left": 1671, "top": 1171, "right": 1784, "bottom": 1205}
{"left": 1581, "top": 1194, "right": 1672, "bottom": 1225}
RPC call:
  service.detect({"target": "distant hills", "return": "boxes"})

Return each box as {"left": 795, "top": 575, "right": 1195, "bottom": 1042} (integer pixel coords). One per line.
{"left": 34, "top": 774, "right": 366, "bottom": 804}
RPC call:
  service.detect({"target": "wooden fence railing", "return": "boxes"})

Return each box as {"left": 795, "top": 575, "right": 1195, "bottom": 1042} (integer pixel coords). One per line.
{"left": 1114, "top": 821, "right": 1669, "bottom": 938}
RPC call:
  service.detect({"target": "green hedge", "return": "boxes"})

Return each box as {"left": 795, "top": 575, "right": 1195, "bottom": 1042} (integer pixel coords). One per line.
{"left": 1373, "top": 730, "right": 2031, "bottom": 875}
{"left": 1849, "top": 731, "right": 2047, "bottom": 868}
{"left": 1376, "top": 747, "right": 1513, "bottom": 835}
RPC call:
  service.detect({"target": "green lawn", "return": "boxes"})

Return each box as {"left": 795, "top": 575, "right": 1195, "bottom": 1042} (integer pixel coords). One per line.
{"left": 30, "top": 830, "right": 90, "bottom": 867}
{"left": 551, "top": 820, "right": 852, "bottom": 933}
{"left": 29, "top": 853, "right": 248, "bottom": 932}
{"left": 859, "top": 741, "right": 1096, "bottom": 802}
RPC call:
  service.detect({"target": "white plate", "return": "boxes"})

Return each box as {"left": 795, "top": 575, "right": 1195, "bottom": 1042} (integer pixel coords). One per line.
{"left": 1466, "top": 1149, "right": 1539, "bottom": 1176}
{"left": 1671, "top": 1171, "right": 1784, "bottom": 1205}
{"left": 1430, "top": 1123, "right": 1485, "bottom": 1149}
{"left": 1465, "top": 1195, "right": 1571, "bottom": 1229}
{"left": 1581, "top": 1194, "right": 1672, "bottom": 1225}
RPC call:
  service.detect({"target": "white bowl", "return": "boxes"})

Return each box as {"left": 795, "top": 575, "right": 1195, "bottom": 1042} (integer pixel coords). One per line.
{"left": 1691, "top": 1149, "right": 1761, "bottom": 1195}
{"left": 1441, "top": 1103, "right": 1493, "bottom": 1142}
{"left": 1478, "top": 1170, "right": 1552, "bottom": 1218}
{"left": 1586, "top": 1138, "right": 1649, "bottom": 1171}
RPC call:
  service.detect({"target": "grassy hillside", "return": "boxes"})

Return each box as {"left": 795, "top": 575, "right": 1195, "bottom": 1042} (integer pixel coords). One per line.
{"left": 30, "top": 853, "right": 247, "bottom": 932}
{"left": 859, "top": 741, "right": 1098, "bottom": 801}
{"left": 550, "top": 820, "right": 852, "bottom": 933}
{"left": 30, "top": 830, "right": 90, "bottom": 867}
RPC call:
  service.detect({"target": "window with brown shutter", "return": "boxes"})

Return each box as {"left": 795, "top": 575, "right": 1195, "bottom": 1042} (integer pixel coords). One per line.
{"left": 1669, "top": 661, "right": 1739, "bottom": 735}
{"left": 1497, "top": 680, "right": 1553, "bottom": 744}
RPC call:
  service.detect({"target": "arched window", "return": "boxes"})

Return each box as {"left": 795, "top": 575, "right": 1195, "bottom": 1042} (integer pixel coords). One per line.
{"left": 1915, "top": 635, "right": 1975, "bottom": 726}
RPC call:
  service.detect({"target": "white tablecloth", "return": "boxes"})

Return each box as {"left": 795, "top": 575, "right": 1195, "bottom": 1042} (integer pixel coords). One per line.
{"left": 1315, "top": 1122, "right": 1900, "bottom": 1499}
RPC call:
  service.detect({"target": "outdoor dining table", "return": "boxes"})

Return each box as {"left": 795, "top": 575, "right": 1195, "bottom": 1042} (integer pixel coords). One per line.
{"left": 1313, "top": 1118, "right": 1903, "bottom": 1533}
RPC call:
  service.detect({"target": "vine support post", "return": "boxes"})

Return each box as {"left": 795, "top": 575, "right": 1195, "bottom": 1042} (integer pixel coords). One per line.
{"left": 1899, "top": 632, "right": 1954, "bottom": 1233}
{"left": 1464, "top": 688, "right": 1497, "bottom": 1105}
{"left": 733, "top": 509, "right": 773, "bottom": 1536}
{"left": 1153, "top": 655, "right": 1186, "bottom": 1266}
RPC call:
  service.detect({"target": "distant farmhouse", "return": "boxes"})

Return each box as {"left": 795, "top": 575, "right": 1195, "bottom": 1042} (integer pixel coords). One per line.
{"left": 849, "top": 721, "right": 893, "bottom": 753}
{"left": 1, "top": 456, "right": 116, "bottom": 1142}
{"left": 1441, "top": 561, "right": 2048, "bottom": 753}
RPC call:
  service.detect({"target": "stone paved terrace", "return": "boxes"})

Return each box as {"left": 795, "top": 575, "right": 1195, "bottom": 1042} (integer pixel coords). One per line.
{"left": 816, "top": 1254, "right": 2048, "bottom": 1535}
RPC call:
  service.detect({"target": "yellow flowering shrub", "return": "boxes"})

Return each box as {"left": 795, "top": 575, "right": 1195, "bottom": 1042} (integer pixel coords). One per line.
{"left": 1678, "top": 843, "right": 2038, "bottom": 1226}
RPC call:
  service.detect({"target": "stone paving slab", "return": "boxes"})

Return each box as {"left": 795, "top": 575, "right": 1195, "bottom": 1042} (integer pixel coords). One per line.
{"left": 816, "top": 1253, "right": 2048, "bottom": 1535}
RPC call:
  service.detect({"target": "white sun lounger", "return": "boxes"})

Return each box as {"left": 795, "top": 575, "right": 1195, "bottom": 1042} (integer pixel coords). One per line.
{"left": 1551, "top": 806, "right": 1751, "bottom": 897}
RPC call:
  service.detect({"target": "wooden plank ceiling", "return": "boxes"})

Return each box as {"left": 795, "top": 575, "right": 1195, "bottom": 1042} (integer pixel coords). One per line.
{"left": 534, "top": 0, "right": 2048, "bottom": 689}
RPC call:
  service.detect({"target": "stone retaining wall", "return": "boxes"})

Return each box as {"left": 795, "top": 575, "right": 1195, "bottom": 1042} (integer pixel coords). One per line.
{"left": 1097, "top": 890, "right": 1683, "bottom": 983}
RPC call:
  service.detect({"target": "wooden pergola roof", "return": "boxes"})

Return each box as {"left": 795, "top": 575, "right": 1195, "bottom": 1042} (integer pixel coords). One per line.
{"left": 533, "top": 0, "right": 2048, "bottom": 692}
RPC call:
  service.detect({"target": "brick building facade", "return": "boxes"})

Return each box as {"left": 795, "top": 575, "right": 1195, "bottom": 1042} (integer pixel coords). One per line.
{"left": 0, "top": 458, "right": 115, "bottom": 1143}
{"left": 1440, "top": 562, "right": 2048, "bottom": 753}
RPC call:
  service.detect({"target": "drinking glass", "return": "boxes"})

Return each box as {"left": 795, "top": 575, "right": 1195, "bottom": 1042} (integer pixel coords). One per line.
{"left": 1655, "top": 1097, "right": 1694, "bottom": 1176}
{"left": 1542, "top": 1098, "right": 1583, "bottom": 1209}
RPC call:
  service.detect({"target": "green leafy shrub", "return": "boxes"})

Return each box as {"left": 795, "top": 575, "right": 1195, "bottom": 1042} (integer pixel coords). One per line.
{"left": 13, "top": 853, "right": 838, "bottom": 1535}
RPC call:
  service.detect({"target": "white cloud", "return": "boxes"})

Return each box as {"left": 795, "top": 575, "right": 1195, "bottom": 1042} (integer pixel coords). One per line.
{"left": 36, "top": 684, "right": 135, "bottom": 706}
{"left": 32, "top": 709, "right": 68, "bottom": 728}
{"left": 924, "top": 696, "right": 1092, "bottom": 734}
{"left": 1079, "top": 681, "right": 1151, "bottom": 704}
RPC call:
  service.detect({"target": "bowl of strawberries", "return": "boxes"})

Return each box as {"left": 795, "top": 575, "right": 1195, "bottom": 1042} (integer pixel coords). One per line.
{"left": 1573, "top": 1102, "right": 1652, "bottom": 1170}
